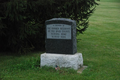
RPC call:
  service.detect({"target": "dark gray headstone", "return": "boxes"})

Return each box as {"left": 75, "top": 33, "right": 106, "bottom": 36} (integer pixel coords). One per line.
{"left": 45, "top": 18, "right": 77, "bottom": 54}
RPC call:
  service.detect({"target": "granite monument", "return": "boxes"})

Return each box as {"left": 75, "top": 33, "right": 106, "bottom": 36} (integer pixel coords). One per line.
{"left": 40, "top": 18, "right": 83, "bottom": 70}
{"left": 45, "top": 18, "right": 77, "bottom": 54}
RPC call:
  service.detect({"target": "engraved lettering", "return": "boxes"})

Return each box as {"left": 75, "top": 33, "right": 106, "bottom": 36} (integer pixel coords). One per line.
{"left": 47, "top": 24, "right": 71, "bottom": 39}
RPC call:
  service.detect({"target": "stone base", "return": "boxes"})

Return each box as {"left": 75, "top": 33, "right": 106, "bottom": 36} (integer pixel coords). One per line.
{"left": 40, "top": 53, "right": 83, "bottom": 70}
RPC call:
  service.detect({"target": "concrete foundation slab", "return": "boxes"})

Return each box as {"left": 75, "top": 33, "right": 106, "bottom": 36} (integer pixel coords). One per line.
{"left": 40, "top": 53, "right": 83, "bottom": 70}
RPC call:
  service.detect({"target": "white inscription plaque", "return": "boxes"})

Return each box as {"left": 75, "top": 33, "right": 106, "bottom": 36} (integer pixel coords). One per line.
{"left": 47, "top": 24, "right": 71, "bottom": 39}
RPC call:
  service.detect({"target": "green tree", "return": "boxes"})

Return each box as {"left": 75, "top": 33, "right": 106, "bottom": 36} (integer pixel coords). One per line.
{"left": 0, "top": 0, "right": 98, "bottom": 53}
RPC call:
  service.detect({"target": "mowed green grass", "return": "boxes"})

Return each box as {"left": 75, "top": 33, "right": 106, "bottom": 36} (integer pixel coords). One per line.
{"left": 77, "top": 0, "right": 120, "bottom": 79}
{"left": 0, "top": 0, "right": 120, "bottom": 80}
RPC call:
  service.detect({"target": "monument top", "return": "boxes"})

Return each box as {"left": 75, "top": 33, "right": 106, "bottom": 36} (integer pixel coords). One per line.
{"left": 46, "top": 18, "right": 75, "bottom": 22}
{"left": 45, "top": 18, "right": 76, "bottom": 25}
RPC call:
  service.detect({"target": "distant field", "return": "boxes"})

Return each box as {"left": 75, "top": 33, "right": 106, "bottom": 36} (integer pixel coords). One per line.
{"left": 101, "top": 0, "right": 120, "bottom": 2}
{"left": 0, "top": 0, "right": 120, "bottom": 80}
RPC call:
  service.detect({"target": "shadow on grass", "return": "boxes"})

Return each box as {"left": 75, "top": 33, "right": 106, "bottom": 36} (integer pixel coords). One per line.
{"left": 0, "top": 50, "right": 45, "bottom": 56}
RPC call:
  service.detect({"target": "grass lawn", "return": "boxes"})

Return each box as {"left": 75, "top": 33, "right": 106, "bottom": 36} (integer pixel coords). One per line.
{"left": 0, "top": 0, "right": 120, "bottom": 80}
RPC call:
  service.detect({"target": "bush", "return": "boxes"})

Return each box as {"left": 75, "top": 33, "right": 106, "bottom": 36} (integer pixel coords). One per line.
{"left": 0, "top": 0, "right": 98, "bottom": 53}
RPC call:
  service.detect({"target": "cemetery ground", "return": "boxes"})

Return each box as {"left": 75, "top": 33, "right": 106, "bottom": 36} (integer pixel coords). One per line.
{"left": 0, "top": 0, "right": 120, "bottom": 80}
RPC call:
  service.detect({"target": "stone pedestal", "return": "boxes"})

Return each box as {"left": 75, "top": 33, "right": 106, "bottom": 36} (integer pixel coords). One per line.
{"left": 40, "top": 53, "right": 83, "bottom": 70}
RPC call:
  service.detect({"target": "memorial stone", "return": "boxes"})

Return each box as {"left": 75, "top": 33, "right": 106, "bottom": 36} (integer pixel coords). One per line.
{"left": 40, "top": 18, "right": 83, "bottom": 70}
{"left": 45, "top": 18, "right": 77, "bottom": 54}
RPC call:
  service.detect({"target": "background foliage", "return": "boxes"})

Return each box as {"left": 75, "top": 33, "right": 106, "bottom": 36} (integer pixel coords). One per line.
{"left": 0, "top": 0, "right": 98, "bottom": 53}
